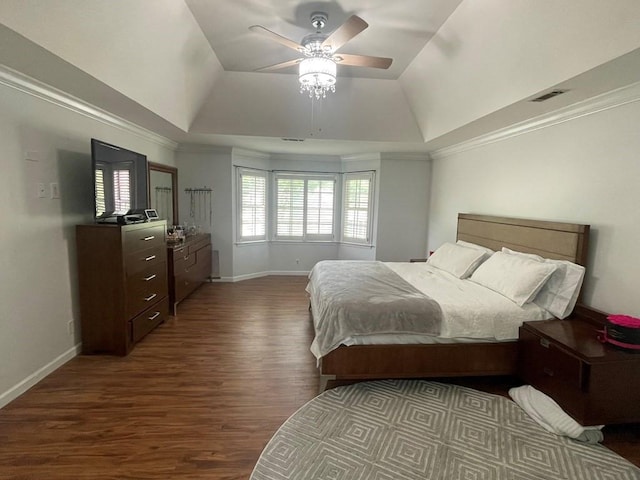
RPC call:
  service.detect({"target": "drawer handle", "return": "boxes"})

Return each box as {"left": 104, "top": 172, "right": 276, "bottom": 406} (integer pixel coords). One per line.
{"left": 540, "top": 338, "right": 550, "bottom": 348}
{"left": 148, "top": 311, "right": 160, "bottom": 321}
{"left": 543, "top": 367, "right": 554, "bottom": 377}
{"left": 144, "top": 293, "right": 157, "bottom": 302}
{"left": 142, "top": 236, "right": 155, "bottom": 241}
{"left": 183, "top": 255, "right": 189, "bottom": 260}
{"left": 143, "top": 274, "right": 157, "bottom": 282}
{"left": 144, "top": 255, "right": 156, "bottom": 262}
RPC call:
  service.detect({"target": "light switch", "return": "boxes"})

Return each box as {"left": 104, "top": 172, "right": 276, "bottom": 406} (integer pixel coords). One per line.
{"left": 50, "top": 182, "right": 60, "bottom": 199}
{"left": 37, "top": 183, "right": 46, "bottom": 198}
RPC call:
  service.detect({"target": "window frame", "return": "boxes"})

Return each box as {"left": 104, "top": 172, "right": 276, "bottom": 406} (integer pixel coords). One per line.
{"left": 341, "top": 171, "right": 375, "bottom": 245}
{"left": 236, "top": 167, "right": 268, "bottom": 243}
{"left": 273, "top": 172, "right": 337, "bottom": 243}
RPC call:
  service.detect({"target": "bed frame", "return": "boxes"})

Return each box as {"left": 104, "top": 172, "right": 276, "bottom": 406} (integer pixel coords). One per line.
{"left": 317, "top": 213, "right": 590, "bottom": 391}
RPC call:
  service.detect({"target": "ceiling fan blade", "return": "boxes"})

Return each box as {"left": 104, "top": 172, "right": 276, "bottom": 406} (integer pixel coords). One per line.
{"left": 249, "top": 25, "right": 303, "bottom": 52}
{"left": 334, "top": 53, "right": 393, "bottom": 69}
{"left": 321, "top": 15, "right": 368, "bottom": 52}
{"left": 255, "top": 58, "right": 303, "bottom": 72}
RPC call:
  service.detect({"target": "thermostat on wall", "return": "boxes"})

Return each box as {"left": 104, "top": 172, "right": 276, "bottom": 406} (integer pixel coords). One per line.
{"left": 144, "top": 209, "right": 159, "bottom": 220}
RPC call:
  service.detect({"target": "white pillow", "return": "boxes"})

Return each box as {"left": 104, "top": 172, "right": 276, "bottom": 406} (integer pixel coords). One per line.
{"left": 456, "top": 240, "right": 494, "bottom": 259}
{"left": 501, "top": 248, "right": 586, "bottom": 318}
{"left": 470, "top": 251, "right": 557, "bottom": 306}
{"left": 427, "top": 242, "right": 487, "bottom": 279}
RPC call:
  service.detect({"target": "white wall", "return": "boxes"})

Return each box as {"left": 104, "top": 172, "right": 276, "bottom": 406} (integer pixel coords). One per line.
{"left": 0, "top": 72, "right": 176, "bottom": 408}
{"left": 180, "top": 148, "right": 430, "bottom": 280}
{"left": 427, "top": 87, "right": 640, "bottom": 316}
{"left": 401, "top": 0, "right": 640, "bottom": 143}
{"left": 0, "top": 0, "right": 221, "bottom": 131}
{"left": 376, "top": 155, "right": 431, "bottom": 261}
{"left": 175, "top": 146, "right": 233, "bottom": 278}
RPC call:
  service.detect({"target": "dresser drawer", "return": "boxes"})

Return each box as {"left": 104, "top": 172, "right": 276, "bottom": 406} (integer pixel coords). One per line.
{"left": 174, "top": 273, "right": 199, "bottom": 304}
{"left": 123, "top": 224, "right": 166, "bottom": 253}
{"left": 126, "top": 262, "right": 168, "bottom": 319}
{"left": 196, "top": 244, "right": 211, "bottom": 267}
{"left": 125, "top": 244, "right": 166, "bottom": 276}
{"left": 130, "top": 297, "right": 168, "bottom": 344}
{"left": 173, "top": 248, "right": 197, "bottom": 274}
{"left": 187, "top": 235, "right": 210, "bottom": 255}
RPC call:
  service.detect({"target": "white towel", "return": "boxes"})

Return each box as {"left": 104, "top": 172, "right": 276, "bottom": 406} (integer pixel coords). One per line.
{"left": 509, "top": 385, "right": 603, "bottom": 444}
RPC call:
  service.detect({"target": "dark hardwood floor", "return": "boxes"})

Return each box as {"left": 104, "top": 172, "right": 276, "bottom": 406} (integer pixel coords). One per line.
{"left": 1, "top": 276, "right": 638, "bottom": 479}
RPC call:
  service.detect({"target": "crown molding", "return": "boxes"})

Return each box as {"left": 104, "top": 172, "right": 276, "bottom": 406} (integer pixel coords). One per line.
{"left": 232, "top": 147, "right": 271, "bottom": 160}
{"left": 0, "top": 64, "right": 178, "bottom": 150}
{"left": 380, "top": 152, "right": 429, "bottom": 162}
{"left": 176, "top": 143, "right": 233, "bottom": 154}
{"left": 431, "top": 81, "right": 640, "bottom": 160}
{"left": 341, "top": 152, "right": 381, "bottom": 162}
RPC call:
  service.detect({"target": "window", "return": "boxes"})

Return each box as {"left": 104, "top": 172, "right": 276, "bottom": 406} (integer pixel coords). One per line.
{"left": 275, "top": 174, "right": 335, "bottom": 241}
{"left": 237, "top": 169, "right": 267, "bottom": 241}
{"left": 342, "top": 172, "right": 374, "bottom": 244}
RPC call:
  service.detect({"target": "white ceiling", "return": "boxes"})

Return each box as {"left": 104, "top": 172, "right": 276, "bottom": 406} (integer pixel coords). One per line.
{"left": 1, "top": 1, "right": 639, "bottom": 156}
{"left": 185, "top": 0, "right": 462, "bottom": 79}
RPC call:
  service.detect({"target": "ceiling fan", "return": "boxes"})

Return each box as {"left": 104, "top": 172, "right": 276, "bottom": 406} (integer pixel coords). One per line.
{"left": 249, "top": 12, "right": 393, "bottom": 99}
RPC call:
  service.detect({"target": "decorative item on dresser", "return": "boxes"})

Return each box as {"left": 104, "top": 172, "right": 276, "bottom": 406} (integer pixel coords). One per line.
{"left": 76, "top": 221, "right": 169, "bottom": 355}
{"left": 167, "top": 233, "right": 212, "bottom": 314}
{"left": 519, "top": 304, "right": 640, "bottom": 425}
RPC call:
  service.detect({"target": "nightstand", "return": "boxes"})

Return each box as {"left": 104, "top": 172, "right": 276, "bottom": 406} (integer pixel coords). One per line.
{"left": 519, "top": 315, "right": 640, "bottom": 425}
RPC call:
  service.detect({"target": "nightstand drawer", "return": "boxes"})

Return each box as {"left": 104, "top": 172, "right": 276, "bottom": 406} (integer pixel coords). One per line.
{"left": 519, "top": 317, "right": 640, "bottom": 425}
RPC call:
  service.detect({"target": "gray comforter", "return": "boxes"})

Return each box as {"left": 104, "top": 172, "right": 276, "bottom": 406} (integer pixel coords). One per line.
{"left": 307, "top": 260, "right": 442, "bottom": 359}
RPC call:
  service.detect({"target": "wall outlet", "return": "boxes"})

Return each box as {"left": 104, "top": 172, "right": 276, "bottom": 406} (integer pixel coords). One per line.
{"left": 67, "top": 320, "right": 74, "bottom": 336}
{"left": 37, "top": 183, "right": 46, "bottom": 198}
{"left": 50, "top": 182, "right": 60, "bottom": 199}
{"left": 295, "top": 258, "right": 300, "bottom": 264}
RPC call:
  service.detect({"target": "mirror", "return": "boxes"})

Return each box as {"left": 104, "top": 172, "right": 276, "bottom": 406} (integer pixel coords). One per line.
{"left": 148, "top": 162, "right": 178, "bottom": 226}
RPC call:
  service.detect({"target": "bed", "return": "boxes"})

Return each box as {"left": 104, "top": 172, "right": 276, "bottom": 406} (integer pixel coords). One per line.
{"left": 309, "top": 214, "right": 590, "bottom": 391}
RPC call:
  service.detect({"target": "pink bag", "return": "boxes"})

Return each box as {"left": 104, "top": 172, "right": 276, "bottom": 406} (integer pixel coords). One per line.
{"left": 602, "top": 315, "right": 640, "bottom": 351}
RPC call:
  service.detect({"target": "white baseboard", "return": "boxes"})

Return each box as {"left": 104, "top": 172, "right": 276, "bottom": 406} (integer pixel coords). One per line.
{"left": 212, "top": 270, "right": 310, "bottom": 283}
{"left": 268, "top": 270, "right": 310, "bottom": 276}
{"left": 0, "top": 343, "right": 81, "bottom": 409}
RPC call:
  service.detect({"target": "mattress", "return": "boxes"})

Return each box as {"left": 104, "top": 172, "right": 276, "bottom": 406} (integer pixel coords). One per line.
{"left": 309, "top": 261, "right": 551, "bottom": 358}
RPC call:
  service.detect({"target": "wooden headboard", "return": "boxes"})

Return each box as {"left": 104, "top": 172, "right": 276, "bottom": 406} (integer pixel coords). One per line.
{"left": 457, "top": 214, "right": 590, "bottom": 266}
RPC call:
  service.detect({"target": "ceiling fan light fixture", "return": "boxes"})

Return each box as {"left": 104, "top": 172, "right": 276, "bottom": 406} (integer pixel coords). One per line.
{"left": 299, "top": 57, "right": 336, "bottom": 100}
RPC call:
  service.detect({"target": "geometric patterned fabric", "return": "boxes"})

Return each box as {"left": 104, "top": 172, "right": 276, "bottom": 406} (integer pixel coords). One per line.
{"left": 251, "top": 380, "right": 640, "bottom": 480}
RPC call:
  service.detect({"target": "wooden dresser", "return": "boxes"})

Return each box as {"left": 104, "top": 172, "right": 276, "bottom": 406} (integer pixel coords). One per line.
{"left": 167, "top": 233, "right": 212, "bottom": 313}
{"left": 76, "top": 221, "right": 169, "bottom": 355}
{"left": 519, "top": 306, "right": 640, "bottom": 425}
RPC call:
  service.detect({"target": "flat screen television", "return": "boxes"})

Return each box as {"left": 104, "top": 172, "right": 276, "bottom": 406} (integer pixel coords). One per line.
{"left": 91, "top": 139, "right": 149, "bottom": 220}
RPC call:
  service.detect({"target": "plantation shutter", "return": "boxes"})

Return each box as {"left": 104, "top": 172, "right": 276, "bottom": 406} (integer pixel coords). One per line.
{"left": 239, "top": 170, "right": 267, "bottom": 240}
{"left": 95, "top": 168, "right": 106, "bottom": 216}
{"left": 113, "top": 169, "right": 131, "bottom": 214}
{"left": 276, "top": 177, "right": 305, "bottom": 238}
{"left": 342, "top": 172, "right": 374, "bottom": 244}
{"left": 306, "top": 179, "right": 334, "bottom": 237}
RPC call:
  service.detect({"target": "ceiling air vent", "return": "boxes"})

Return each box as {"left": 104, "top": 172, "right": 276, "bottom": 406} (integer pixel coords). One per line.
{"left": 530, "top": 89, "right": 568, "bottom": 102}
{"left": 281, "top": 138, "right": 305, "bottom": 142}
